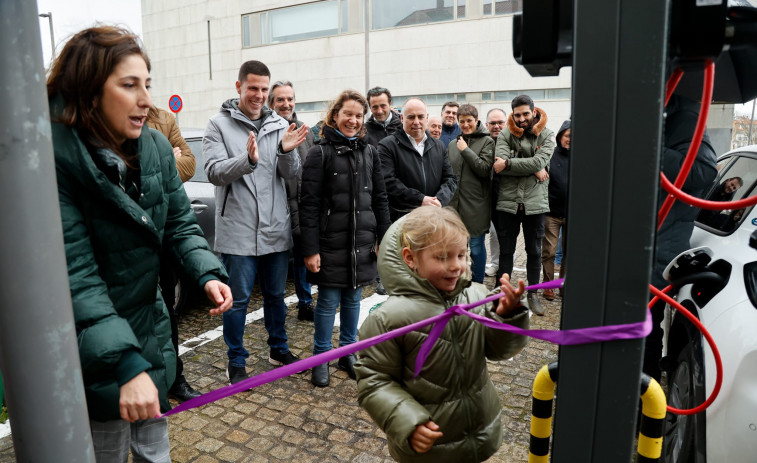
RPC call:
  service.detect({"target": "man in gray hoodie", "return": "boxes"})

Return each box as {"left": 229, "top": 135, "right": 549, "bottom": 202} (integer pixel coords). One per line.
{"left": 204, "top": 60, "right": 309, "bottom": 384}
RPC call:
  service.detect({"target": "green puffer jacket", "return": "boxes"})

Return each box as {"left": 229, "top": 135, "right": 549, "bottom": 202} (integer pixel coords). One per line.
{"left": 495, "top": 108, "right": 555, "bottom": 215}
{"left": 52, "top": 96, "right": 227, "bottom": 421}
{"left": 447, "top": 121, "right": 495, "bottom": 236}
{"left": 355, "top": 217, "right": 529, "bottom": 463}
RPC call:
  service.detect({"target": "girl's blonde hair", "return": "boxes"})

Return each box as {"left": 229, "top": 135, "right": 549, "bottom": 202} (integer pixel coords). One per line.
{"left": 400, "top": 206, "right": 469, "bottom": 252}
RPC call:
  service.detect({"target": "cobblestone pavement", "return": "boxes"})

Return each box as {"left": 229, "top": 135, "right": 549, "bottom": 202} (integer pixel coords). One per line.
{"left": 0, "top": 236, "right": 562, "bottom": 462}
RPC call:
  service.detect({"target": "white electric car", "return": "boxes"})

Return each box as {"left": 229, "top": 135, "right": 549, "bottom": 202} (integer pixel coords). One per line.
{"left": 661, "top": 145, "right": 757, "bottom": 462}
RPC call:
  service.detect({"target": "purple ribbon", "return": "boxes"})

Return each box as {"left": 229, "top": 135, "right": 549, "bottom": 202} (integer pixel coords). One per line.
{"left": 163, "top": 278, "right": 651, "bottom": 417}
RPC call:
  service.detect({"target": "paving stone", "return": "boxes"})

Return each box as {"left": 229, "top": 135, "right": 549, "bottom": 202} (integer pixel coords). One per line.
{"left": 226, "top": 429, "right": 252, "bottom": 445}
{"left": 217, "top": 445, "right": 247, "bottom": 462}
{"left": 203, "top": 421, "right": 231, "bottom": 439}
{"left": 170, "top": 445, "right": 200, "bottom": 463}
{"left": 195, "top": 437, "right": 225, "bottom": 452}
{"left": 244, "top": 437, "right": 275, "bottom": 453}
{"left": 268, "top": 444, "right": 297, "bottom": 459}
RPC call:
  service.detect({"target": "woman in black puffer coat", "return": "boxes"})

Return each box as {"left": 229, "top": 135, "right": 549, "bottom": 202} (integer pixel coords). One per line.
{"left": 299, "top": 90, "right": 391, "bottom": 387}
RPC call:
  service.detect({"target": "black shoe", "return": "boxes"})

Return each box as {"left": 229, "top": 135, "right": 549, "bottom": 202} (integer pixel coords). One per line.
{"left": 311, "top": 363, "right": 330, "bottom": 387}
{"left": 375, "top": 282, "right": 387, "bottom": 296}
{"left": 527, "top": 292, "right": 545, "bottom": 316}
{"left": 226, "top": 363, "right": 249, "bottom": 385}
{"left": 297, "top": 302, "right": 315, "bottom": 321}
{"left": 337, "top": 353, "right": 357, "bottom": 380}
{"left": 169, "top": 379, "right": 202, "bottom": 402}
{"left": 269, "top": 350, "right": 300, "bottom": 366}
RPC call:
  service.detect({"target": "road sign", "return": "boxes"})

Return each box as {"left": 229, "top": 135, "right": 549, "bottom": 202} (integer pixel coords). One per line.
{"left": 169, "top": 94, "right": 183, "bottom": 113}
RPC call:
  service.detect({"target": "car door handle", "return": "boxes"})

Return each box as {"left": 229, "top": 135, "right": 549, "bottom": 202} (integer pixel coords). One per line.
{"left": 190, "top": 202, "right": 208, "bottom": 213}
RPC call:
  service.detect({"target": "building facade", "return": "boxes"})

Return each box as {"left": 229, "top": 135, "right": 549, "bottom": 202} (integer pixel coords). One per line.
{"left": 141, "top": 0, "right": 573, "bottom": 134}
{"left": 141, "top": 0, "right": 732, "bottom": 153}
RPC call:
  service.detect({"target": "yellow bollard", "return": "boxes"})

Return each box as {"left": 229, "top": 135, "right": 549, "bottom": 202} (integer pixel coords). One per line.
{"left": 529, "top": 362, "right": 558, "bottom": 463}
{"left": 637, "top": 374, "right": 666, "bottom": 462}
{"left": 528, "top": 364, "right": 666, "bottom": 462}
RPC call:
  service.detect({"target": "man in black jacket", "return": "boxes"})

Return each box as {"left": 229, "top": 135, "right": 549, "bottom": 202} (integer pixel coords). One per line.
{"left": 268, "top": 80, "right": 316, "bottom": 321}
{"left": 378, "top": 98, "right": 458, "bottom": 222}
{"left": 364, "top": 87, "right": 403, "bottom": 147}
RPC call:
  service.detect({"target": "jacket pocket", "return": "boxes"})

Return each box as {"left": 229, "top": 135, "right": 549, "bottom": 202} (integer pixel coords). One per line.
{"left": 320, "top": 208, "right": 331, "bottom": 233}
{"left": 220, "top": 184, "right": 232, "bottom": 217}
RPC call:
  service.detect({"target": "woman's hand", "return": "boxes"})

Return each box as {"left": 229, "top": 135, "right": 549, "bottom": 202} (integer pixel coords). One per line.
{"left": 204, "top": 280, "right": 233, "bottom": 315}
{"left": 456, "top": 137, "right": 468, "bottom": 151}
{"left": 496, "top": 273, "right": 526, "bottom": 317}
{"left": 172, "top": 146, "right": 182, "bottom": 159}
{"left": 305, "top": 254, "right": 321, "bottom": 273}
{"left": 409, "top": 421, "right": 443, "bottom": 453}
{"left": 119, "top": 372, "right": 160, "bottom": 422}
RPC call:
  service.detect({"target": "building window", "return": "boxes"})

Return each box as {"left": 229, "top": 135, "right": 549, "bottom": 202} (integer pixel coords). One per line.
{"left": 242, "top": 0, "right": 363, "bottom": 48}
{"left": 482, "top": 0, "right": 522, "bottom": 15}
{"left": 372, "top": 0, "right": 466, "bottom": 30}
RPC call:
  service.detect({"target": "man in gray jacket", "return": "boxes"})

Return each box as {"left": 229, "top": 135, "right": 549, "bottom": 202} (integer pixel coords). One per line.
{"left": 204, "top": 60, "right": 309, "bottom": 384}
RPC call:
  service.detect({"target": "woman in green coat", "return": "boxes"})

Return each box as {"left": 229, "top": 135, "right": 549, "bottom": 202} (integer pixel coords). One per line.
{"left": 447, "top": 104, "right": 495, "bottom": 283}
{"left": 48, "top": 26, "right": 232, "bottom": 462}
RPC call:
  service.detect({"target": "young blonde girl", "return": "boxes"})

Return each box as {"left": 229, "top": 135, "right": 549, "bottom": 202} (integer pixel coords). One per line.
{"left": 355, "top": 206, "right": 529, "bottom": 463}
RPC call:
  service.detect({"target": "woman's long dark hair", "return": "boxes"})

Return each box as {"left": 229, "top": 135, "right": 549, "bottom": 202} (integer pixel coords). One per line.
{"left": 47, "top": 25, "right": 150, "bottom": 164}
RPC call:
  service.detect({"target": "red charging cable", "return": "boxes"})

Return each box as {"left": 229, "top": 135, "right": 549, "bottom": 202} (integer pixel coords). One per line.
{"left": 649, "top": 285, "right": 724, "bottom": 415}
{"left": 652, "top": 61, "right": 724, "bottom": 415}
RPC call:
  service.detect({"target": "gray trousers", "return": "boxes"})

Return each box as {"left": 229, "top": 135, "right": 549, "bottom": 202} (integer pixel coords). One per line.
{"left": 90, "top": 417, "right": 170, "bottom": 463}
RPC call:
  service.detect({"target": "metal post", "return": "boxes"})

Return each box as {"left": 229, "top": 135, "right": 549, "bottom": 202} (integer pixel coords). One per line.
{"left": 749, "top": 98, "right": 755, "bottom": 144}
{"left": 38, "top": 12, "right": 54, "bottom": 61}
{"left": 0, "top": 2, "right": 94, "bottom": 461}
{"left": 207, "top": 20, "right": 212, "bottom": 80}
{"left": 364, "top": 0, "right": 370, "bottom": 93}
{"left": 551, "top": 0, "right": 669, "bottom": 461}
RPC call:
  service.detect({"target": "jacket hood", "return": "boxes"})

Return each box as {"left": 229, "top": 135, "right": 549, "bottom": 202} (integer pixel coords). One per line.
{"left": 556, "top": 119, "right": 571, "bottom": 141}
{"left": 378, "top": 214, "right": 471, "bottom": 303}
{"left": 221, "top": 98, "right": 274, "bottom": 122}
{"left": 507, "top": 107, "right": 548, "bottom": 138}
{"left": 555, "top": 119, "right": 571, "bottom": 155}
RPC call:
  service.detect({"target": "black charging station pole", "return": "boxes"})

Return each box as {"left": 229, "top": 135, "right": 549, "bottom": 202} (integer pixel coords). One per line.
{"left": 551, "top": 0, "right": 670, "bottom": 461}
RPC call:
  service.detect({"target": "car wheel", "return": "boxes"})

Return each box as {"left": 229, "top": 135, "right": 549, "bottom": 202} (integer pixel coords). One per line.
{"left": 662, "top": 338, "right": 707, "bottom": 463}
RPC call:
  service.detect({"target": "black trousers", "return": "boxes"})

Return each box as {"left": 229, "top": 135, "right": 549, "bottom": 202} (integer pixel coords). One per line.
{"left": 493, "top": 207, "right": 545, "bottom": 288}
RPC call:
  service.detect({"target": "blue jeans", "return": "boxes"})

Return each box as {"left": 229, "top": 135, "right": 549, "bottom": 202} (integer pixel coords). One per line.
{"left": 469, "top": 233, "right": 487, "bottom": 283}
{"left": 291, "top": 242, "right": 312, "bottom": 306}
{"left": 221, "top": 252, "right": 290, "bottom": 367}
{"left": 313, "top": 286, "right": 362, "bottom": 355}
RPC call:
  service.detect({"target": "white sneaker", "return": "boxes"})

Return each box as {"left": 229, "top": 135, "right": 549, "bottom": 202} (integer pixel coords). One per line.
{"left": 485, "top": 264, "right": 498, "bottom": 277}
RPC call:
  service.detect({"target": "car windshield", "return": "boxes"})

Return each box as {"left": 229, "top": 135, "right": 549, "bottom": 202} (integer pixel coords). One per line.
{"left": 696, "top": 152, "right": 757, "bottom": 234}
{"left": 185, "top": 137, "right": 208, "bottom": 182}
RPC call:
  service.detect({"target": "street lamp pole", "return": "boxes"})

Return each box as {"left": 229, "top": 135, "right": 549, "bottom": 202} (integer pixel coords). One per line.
{"left": 38, "top": 12, "right": 54, "bottom": 60}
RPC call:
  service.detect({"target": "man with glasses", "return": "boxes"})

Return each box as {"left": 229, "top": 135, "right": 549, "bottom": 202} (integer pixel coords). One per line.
{"left": 485, "top": 109, "right": 508, "bottom": 277}
{"left": 268, "top": 80, "right": 316, "bottom": 322}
